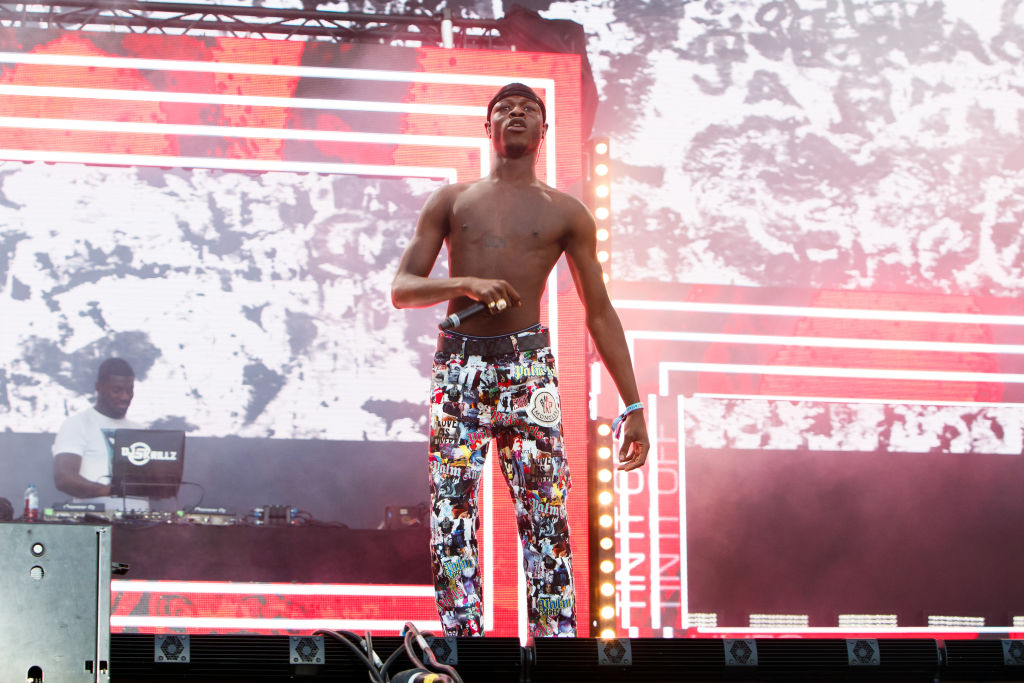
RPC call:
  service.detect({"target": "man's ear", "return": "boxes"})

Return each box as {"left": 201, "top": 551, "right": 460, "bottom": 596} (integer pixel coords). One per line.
{"left": 542, "top": 122, "right": 549, "bottom": 138}
{"left": 485, "top": 120, "right": 492, "bottom": 137}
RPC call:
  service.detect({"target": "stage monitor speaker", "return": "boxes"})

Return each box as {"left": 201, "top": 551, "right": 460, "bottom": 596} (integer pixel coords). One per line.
{"left": 0, "top": 523, "right": 112, "bottom": 682}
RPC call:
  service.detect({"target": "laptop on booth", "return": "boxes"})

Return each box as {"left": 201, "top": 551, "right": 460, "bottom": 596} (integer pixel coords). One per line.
{"left": 109, "top": 429, "right": 186, "bottom": 499}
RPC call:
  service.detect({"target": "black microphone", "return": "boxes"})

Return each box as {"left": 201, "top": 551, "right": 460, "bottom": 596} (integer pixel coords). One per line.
{"left": 438, "top": 302, "right": 486, "bottom": 331}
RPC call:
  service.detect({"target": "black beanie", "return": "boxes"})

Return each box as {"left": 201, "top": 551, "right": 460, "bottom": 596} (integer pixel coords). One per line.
{"left": 487, "top": 82, "right": 546, "bottom": 122}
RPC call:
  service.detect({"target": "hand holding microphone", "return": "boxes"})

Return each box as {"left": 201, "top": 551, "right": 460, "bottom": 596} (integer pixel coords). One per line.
{"left": 438, "top": 279, "right": 521, "bottom": 330}
{"left": 439, "top": 302, "right": 488, "bottom": 330}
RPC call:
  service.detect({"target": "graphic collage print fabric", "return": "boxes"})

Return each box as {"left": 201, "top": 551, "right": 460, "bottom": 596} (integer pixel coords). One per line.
{"left": 428, "top": 325, "right": 576, "bottom": 637}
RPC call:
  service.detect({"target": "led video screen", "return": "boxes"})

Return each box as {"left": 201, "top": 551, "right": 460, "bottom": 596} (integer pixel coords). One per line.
{"left": 578, "top": 0, "right": 1024, "bottom": 636}
{"left": 0, "top": 27, "right": 586, "bottom": 636}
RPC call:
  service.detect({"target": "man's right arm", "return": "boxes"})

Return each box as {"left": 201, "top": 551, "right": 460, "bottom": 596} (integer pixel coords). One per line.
{"left": 391, "top": 185, "right": 521, "bottom": 310}
{"left": 53, "top": 453, "right": 111, "bottom": 498}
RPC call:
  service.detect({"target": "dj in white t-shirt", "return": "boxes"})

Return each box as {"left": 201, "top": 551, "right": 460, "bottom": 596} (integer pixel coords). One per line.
{"left": 52, "top": 357, "right": 149, "bottom": 511}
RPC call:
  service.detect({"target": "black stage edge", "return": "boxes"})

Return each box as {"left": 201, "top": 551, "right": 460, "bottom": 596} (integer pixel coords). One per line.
{"left": 108, "top": 634, "right": 1024, "bottom": 682}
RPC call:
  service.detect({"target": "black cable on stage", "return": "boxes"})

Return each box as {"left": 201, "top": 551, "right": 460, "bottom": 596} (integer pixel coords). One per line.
{"left": 337, "top": 628, "right": 385, "bottom": 681}
{"left": 365, "top": 630, "right": 376, "bottom": 673}
{"left": 401, "top": 622, "right": 463, "bottom": 683}
{"left": 379, "top": 637, "right": 408, "bottom": 680}
{"left": 358, "top": 629, "right": 385, "bottom": 678}
{"left": 313, "top": 628, "right": 384, "bottom": 683}
{"left": 347, "top": 628, "right": 386, "bottom": 682}
{"left": 403, "top": 627, "right": 428, "bottom": 672}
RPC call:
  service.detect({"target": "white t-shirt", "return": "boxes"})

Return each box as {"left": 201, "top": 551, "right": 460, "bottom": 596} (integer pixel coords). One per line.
{"left": 52, "top": 407, "right": 148, "bottom": 511}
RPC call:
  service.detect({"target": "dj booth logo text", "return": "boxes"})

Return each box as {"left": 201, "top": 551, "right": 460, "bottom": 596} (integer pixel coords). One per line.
{"left": 122, "top": 441, "right": 179, "bottom": 466}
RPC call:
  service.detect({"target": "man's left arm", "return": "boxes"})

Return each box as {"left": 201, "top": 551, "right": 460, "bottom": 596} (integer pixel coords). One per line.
{"left": 562, "top": 201, "right": 649, "bottom": 471}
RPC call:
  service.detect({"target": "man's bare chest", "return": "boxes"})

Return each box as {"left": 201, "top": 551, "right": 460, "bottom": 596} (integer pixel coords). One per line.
{"left": 448, "top": 190, "right": 565, "bottom": 253}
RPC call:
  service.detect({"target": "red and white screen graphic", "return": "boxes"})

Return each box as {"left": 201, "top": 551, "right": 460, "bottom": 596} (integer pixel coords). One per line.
{"left": 593, "top": 280, "right": 1024, "bottom": 637}
{"left": 0, "top": 28, "right": 585, "bottom": 637}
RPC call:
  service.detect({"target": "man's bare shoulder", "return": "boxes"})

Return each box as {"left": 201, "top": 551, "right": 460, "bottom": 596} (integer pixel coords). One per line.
{"left": 542, "top": 182, "right": 587, "bottom": 210}
{"left": 535, "top": 182, "right": 592, "bottom": 228}
{"left": 420, "top": 182, "right": 479, "bottom": 224}
{"left": 432, "top": 180, "right": 476, "bottom": 202}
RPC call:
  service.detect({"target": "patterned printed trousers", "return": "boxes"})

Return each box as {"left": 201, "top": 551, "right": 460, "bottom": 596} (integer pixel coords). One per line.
{"left": 428, "top": 325, "right": 576, "bottom": 637}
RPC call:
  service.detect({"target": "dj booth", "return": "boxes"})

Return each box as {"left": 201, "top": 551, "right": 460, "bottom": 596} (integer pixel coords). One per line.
{"left": 53, "top": 428, "right": 434, "bottom": 584}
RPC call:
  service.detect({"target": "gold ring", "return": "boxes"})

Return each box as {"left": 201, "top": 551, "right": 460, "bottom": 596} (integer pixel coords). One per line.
{"left": 488, "top": 300, "right": 496, "bottom": 309}
{"left": 496, "top": 299, "right": 508, "bottom": 311}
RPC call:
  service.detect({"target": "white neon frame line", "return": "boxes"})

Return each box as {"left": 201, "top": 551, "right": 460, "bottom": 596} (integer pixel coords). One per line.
{"left": 112, "top": 580, "right": 435, "bottom": 596}
{"left": 612, "top": 299, "right": 1024, "bottom": 326}
{"left": 111, "top": 580, "right": 441, "bottom": 632}
{"left": 613, "top": 302, "right": 1024, "bottom": 396}
{"left": 694, "top": 626, "right": 1024, "bottom": 635}
{"left": 113, "top": 616, "right": 443, "bottom": 632}
{"left": 0, "top": 83, "right": 485, "bottom": 116}
{"left": 0, "top": 148, "right": 459, "bottom": 182}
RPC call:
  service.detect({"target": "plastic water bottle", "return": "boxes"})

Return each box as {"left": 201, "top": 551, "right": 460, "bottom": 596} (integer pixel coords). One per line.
{"left": 24, "top": 484, "right": 39, "bottom": 522}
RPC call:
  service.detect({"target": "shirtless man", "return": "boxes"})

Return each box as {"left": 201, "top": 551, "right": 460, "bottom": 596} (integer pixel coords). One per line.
{"left": 392, "top": 83, "right": 648, "bottom": 637}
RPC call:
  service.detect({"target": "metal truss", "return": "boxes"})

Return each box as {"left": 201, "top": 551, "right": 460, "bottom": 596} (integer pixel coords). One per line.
{"left": 0, "top": 1, "right": 509, "bottom": 48}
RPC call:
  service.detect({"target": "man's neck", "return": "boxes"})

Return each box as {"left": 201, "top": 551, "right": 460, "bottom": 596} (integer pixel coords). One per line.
{"left": 490, "top": 154, "right": 539, "bottom": 184}
{"left": 94, "top": 403, "right": 124, "bottom": 420}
